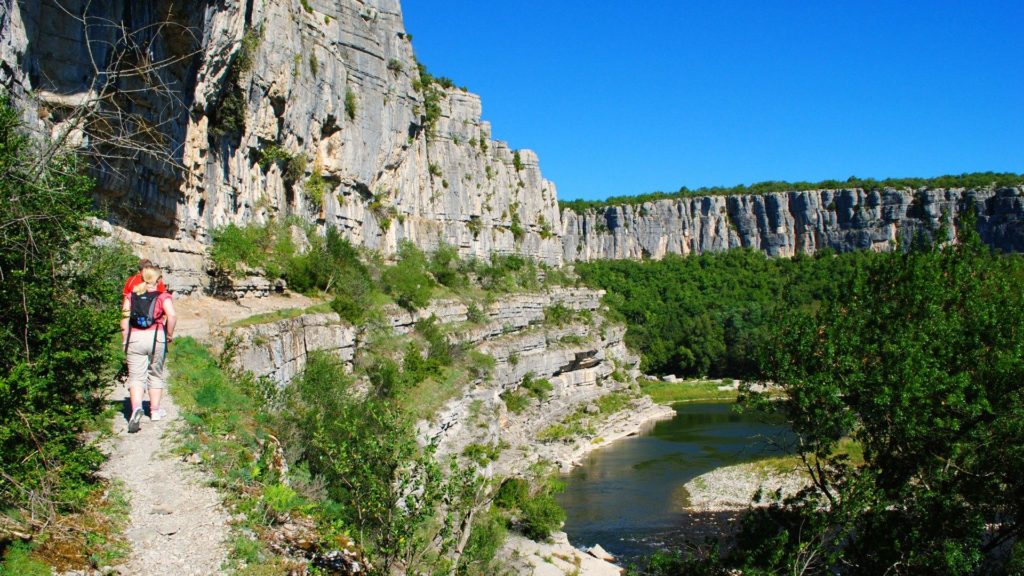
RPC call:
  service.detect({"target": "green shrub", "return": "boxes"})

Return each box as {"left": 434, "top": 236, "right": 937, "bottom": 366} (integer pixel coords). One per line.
{"left": 263, "top": 482, "right": 304, "bottom": 517}
{"left": 458, "top": 510, "right": 507, "bottom": 575}
{"left": 308, "top": 53, "right": 318, "bottom": 77}
{"left": 382, "top": 241, "right": 435, "bottom": 310}
{"left": 520, "top": 372, "right": 553, "bottom": 400}
{"left": 462, "top": 443, "right": 501, "bottom": 466}
{"left": 520, "top": 494, "right": 565, "bottom": 541}
{"left": 543, "top": 303, "right": 574, "bottom": 326}
{"left": 429, "top": 243, "right": 468, "bottom": 289}
{"left": 278, "top": 352, "right": 459, "bottom": 573}
{"left": 512, "top": 150, "right": 524, "bottom": 172}
{"left": 466, "top": 303, "right": 488, "bottom": 324}
{"left": 0, "top": 97, "right": 135, "bottom": 521}
{"left": 387, "top": 58, "right": 403, "bottom": 72}
{"left": 0, "top": 542, "right": 50, "bottom": 576}
{"left": 502, "top": 391, "right": 529, "bottom": 414}
{"left": 493, "top": 478, "right": 529, "bottom": 510}
{"left": 466, "top": 215, "right": 483, "bottom": 238}
{"left": 509, "top": 212, "right": 523, "bottom": 240}
{"left": 345, "top": 88, "right": 357, "bottom": 120}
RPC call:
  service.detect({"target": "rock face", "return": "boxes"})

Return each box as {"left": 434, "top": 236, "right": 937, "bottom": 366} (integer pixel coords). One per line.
{"left": 2, "top": 0, "right": 562, "bottom": 264}
{"left": 226, "top": 285, "right": 672, "bottom": 475}
{"left": 562, "top": 187, "right": 1024, "bottom": 261}
{"left": 3, "top": 2, "right": 1023, "bottom": 273}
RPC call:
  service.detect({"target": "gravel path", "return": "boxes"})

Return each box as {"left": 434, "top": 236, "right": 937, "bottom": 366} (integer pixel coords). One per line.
{"left": 94, "top": 294, "right": 309, "bottom": 575}
{"left": 100, "top": 390, "right": 230, "bottom": 576}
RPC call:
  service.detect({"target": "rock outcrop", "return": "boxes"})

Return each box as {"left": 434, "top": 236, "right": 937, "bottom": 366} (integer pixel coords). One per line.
{"left": 3, "top": 2, "right": 1023, "bottom": 275}
{"left": 2, "top": 0, "right": 562, "bottom": 264}
{"left": 561, "top": 186, "right": 1024, "bottom": 261}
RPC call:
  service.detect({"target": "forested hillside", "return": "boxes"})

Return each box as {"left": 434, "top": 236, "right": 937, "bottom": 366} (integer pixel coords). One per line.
{"left": 590, "top": 220, "right": 1024, "bottom": 575}
{"left": 576, "top": 248, "right": 880, "bottom": 378}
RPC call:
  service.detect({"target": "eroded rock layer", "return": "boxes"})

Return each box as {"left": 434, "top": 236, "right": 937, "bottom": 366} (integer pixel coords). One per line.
{"left": 561, "top": 187, "right": 1024, "bottom": 261}
{"left": 2, "top": 0, "right": 562, "bottom": 263}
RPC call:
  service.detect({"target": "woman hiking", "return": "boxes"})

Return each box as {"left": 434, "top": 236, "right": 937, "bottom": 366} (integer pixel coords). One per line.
{"left": 121, "top": 265, "right": 177, "bottom": 433}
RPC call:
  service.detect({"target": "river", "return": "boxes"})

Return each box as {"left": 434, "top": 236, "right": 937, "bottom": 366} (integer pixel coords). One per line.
{"left": 557, "top": 402, "right": 794, "bottom": 563}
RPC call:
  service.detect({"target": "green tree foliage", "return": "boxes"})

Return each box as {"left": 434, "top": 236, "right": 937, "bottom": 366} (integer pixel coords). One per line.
{"left": 428, "top": 243, "right": 468, "bottom": 289}
{"left": 639, "top": 222, "right": 1024, "bottom": 575}
{"left": 559, "top": 172, "right": 1024, "bottom": 213}
{"left": 578, "top": 249, "right": 872, "bottom": 378}
{"left": 0, "top": 97, "right": 135, "bottom": 517}
{"left": 382, "top": 241, "right": 435, "bottom": 310}
{"left": 278, "top": 352, "right": 484, "bottom": 574}
{"left": 738, "top": 224, "right": 1024, "bottom": 575}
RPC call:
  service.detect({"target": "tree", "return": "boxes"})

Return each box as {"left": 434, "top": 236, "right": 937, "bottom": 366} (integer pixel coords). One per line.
{"left": 739, "top": 219, "right": 1024, "bottom": 574}
{"left": 0, "top": 95, "right": 134, "bottom": 528}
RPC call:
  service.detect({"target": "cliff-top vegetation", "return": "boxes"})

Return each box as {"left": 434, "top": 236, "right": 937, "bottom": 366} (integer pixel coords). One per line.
{"left": 559, "top": 171, "right": 1024, "bottom": 213}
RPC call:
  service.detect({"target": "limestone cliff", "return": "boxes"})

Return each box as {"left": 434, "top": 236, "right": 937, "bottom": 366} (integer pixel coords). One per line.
{"left": 1, "top": 0, "right": 562, "bottom": 263}
{"left": 2, "top": 1, "right": 1022, "bottom": 277}
{"left": 561, "top": 186, "right": 1024, "bottom": 261}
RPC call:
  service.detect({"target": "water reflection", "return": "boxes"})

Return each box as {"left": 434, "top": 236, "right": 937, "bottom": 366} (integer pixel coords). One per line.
{"left": 557, "top": 402, "right": 794, "bottom": 562}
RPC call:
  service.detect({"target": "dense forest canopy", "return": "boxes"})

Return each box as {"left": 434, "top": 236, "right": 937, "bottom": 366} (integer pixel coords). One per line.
{"left": 577, "top": 248, "right": 879, "bottom": 378}
{"left": 559, "top": 171, "right": 1024, "bottom": 212}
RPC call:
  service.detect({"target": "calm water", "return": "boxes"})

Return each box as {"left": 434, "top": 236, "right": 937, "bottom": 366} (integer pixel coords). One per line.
{"left": 557, "top": 402, "right": 794, "bottom": 562}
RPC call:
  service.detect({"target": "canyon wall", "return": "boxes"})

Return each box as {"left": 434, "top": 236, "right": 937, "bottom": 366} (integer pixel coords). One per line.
{"left": 3, "top": 1, "right": 1023, "bottom": 278}
{"left": 1, "top": 0, "right": 562, "bottom": 264}
{"left": 561, "top": 187, "right": 1024, "bottom": 261}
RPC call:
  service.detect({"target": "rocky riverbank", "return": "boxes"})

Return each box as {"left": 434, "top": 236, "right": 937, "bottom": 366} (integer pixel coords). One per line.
{"left": 499, "top": 403, "right": 676, "bottom": 575}
{"left": 682, "top": 459, "right": 807, "bottom": 512}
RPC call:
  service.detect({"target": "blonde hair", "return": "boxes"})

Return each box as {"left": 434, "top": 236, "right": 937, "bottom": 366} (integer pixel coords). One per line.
{"left": 133, "top": 266, "right": 163, "bottom": 295}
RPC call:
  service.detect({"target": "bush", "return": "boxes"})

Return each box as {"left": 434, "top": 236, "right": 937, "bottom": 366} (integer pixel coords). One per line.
{"left": 428, "top": 243, "right": 468, "bottom": 289}
{"left": 0, "top": 96, "right": 136, "bottom": 521}
{"left": 382, "top": 241, "right": 435, "bottom": 310}
{"left": 458, "top": 510, "right": 507, "bottom": 575}
{"left": 466, "top": 303, "right": 488, "bottom": 324}
{"left": 519, "top": 494, "right": 565, "bottom": 541}
{"left": 345, "top": 88, "right": 357, "bottom": 120}
{"left": 493, "top": 478, "right": 529, "bottom": 510}
{"left": 543, "top": 303, "right": 574, "bottom": 326}
{"left": 502, "top": 391, "right": 530, "bottom": 414}
{"left": 520, "top": 372, "right": 552, "bottom": 400}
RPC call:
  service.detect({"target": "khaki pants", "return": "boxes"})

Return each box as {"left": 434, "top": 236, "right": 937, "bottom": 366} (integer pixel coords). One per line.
{"left": 126, "top": 329, "right": 168, "bottom": 390}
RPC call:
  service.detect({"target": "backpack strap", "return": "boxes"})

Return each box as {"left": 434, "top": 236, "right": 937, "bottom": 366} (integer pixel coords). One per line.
{"left": 124, "top": 292, "right": 134, "bottom": 354}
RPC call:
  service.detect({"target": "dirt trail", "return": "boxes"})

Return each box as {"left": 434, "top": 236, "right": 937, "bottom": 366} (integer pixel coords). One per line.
{"left": 98, "top": 294, "right": 316, "bottom": 575}
{"left": 100, "top": 394, "right": 229, "bottom": 575}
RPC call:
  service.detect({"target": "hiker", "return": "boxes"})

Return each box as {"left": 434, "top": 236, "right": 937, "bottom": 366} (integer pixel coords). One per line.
{"left": 121, "top": 265, "right": 177, "bottom": 433}
{"left": 123, "top": 258, "right": 167, "bottom": 297}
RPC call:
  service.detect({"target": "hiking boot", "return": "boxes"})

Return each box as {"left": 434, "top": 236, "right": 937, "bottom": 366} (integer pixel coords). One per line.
{"left": 128, "top": 408, "right": 144, "bottom": 433}
{"left": 150, "top": 408, "right": 167, "bottom": 422}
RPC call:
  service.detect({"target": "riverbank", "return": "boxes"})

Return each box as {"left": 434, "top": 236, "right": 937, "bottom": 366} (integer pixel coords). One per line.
{"left": 682, "top": 457, "right": 807, "bottom": 512}
{"left": 501, "top": 398, "right": 675, "bottom": 574}
{"left": 639, "top": 378, "right": 739, "bottom": 404}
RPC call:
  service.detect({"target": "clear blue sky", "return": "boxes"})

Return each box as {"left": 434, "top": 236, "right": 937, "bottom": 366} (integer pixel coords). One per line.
{"left": 401, "top": 1, "right": 1024, "bottom": 202}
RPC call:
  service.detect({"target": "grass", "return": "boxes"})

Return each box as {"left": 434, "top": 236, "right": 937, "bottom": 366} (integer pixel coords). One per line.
{"left": 537, "top": 391, "right": 637, "bottom": 442}
{"left": 745, "top": 436, "right": 866, "bottom": 478}
{"left": 166, "top": 338, "right": 291, "bottom": 570}
{"left": 229, "top": 302, "right": 333, "bottom": 328}
{"left": 398, "top": 366, "right": 470, "bottom": 422}
{"left": 639, "top": 377, "right": 739, "bottom": 404}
